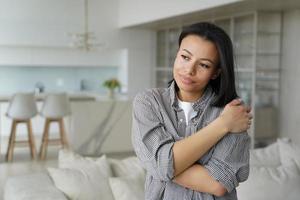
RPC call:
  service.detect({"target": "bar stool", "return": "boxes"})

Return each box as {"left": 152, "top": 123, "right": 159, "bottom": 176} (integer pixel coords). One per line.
{"left": 39, "top": 93, "right": 71, "bottom": 160}
{"left": 6, "top": 93, "right": 37, "bottom": 162}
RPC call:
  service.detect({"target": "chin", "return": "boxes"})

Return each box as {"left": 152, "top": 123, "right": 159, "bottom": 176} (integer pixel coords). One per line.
{"left": 177, "top": 82, "right": 197, "bottom": 92}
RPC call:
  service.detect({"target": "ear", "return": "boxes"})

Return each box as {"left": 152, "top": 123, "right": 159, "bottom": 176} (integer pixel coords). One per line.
{"left": 211, "top": 69, "right": 221, "bottom": 80}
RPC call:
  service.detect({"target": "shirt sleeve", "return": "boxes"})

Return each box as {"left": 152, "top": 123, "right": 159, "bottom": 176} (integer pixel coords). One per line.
{"left": 204, "top": 132, "right": 251, "bottom": 193}
{"left": 131, "top": 92, "right": 175, "bottom": 181}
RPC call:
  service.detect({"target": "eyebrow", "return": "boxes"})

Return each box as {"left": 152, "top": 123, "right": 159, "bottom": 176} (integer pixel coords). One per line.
{"left": 182, "top": 48, "right": 215, "bottom": 65}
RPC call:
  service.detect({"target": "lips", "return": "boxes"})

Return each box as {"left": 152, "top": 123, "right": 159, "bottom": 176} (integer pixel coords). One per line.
{"left": 180, "top": 75, "right": 195, "bottom": 85}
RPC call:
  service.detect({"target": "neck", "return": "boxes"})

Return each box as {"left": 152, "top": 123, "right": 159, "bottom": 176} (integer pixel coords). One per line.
{"left": 178, "top": 90, "right": 204, "bottom": 102}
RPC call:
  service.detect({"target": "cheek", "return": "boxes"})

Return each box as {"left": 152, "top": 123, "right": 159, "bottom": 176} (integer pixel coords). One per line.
{"left": 173, "top": 59, "right": 180, "bottom": 73}
{"left": 173, "top": 58, "right": 186, "bottom": 72}
{"left": 193, "top": 71, "right": 215, "bottom": 83}
{"left": 173, "top": 57, "right": 180, "bottom": 68}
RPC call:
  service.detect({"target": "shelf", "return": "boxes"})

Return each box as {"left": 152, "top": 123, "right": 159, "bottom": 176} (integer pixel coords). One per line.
{"left": 234, "top": 32, "right": 254, "bottom": 36}
{"left": 256, "top": 77, "right": 279, "bottom": 81}
{"left": 236, "top": 68, "right": 254, "bottom": 73}
{"left": 235, "top": 52, "right": 280, "bottom": 57}
{"left": 156, "top": 67, "right": 173, "bottom": 71}
{"left": 256, "top": 87, "right": 278, "bottom": 91}
{"left": 257, "top": 52, "right": 280, "bottom": 56}
{"left": 256, "top": 68, "right": 279, "bottom": 72}
{"left": 257, "top": 31, "right": 281, "bottom": 35}
{"left": 235, "top": 53, "right": 254, "bottom": 56}
{"left": 236, "top": 29, "right": 280, "bottom": 36}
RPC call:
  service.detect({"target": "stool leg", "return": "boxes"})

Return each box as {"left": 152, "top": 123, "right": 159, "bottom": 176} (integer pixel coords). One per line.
{"left": 6, "top": 120, "right": 17, "bottom": 162}
{"left": 26, "top": 120, "right": 36, "bottom": 160}
{"left": 39, "top": 119, "right": 50, "bottom": 160}
{"left": 58, "top": 118, "right": 69, "bottom": 149}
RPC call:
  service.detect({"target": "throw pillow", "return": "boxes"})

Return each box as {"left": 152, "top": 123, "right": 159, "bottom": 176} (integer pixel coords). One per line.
{"left": 109, "top": 172, "right": 145, "bottom": 200}
{"left": 250, "top": 142, "right": 281, "bottom": 167}
{"left": 278, "top": 138, "right": 300, "bottom": 169}
{"left": 58, "top": 149, "right": 112, "bottom": 177}
{"left": 237, "top": 162, "right": 300, "bottom": 200}
{"left": 48, "top": 164, "right": 114, "bottom": 200}
{"left": 108, "top": 156, "right": 145, "bottom": 177}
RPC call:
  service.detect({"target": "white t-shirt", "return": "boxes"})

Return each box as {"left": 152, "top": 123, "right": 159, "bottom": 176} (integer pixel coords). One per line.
{"left": 178, "top": 99, "right": 197, "bottom": 126}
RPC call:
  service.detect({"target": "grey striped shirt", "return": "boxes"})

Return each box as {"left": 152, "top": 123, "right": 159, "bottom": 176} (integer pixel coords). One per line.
{"left": 132, "top": 81, "right": 250, "bottom": 200}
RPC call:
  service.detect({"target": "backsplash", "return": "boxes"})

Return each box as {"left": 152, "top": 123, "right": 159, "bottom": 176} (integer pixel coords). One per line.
{"left": 0, "top": 66, "right": 119, "bottom": 94}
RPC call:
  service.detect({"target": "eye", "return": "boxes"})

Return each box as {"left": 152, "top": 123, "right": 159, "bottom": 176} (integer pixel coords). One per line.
{"left": 199, "top": 63, "right": 210, "bottom": 69}
{"left": 181, "top": 55, "right": 190, "bottom": 61}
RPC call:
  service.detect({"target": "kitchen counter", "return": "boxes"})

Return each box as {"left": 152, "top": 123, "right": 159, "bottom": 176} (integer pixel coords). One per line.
{"left": 69, "top": 100, "right": 133, "bottom": 155}
{"left": 0, "top": 93, "right": 133, "bottom": 156}
{"left": 0, "top": 92, "right": 130, "bottom": 102}
{"left": 0, "top": 92, "right": 96, "bottom": 102}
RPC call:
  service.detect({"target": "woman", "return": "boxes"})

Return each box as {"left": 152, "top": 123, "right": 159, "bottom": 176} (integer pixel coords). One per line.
{"left": 132, "top": 22, "right": 252, "bottom": 200}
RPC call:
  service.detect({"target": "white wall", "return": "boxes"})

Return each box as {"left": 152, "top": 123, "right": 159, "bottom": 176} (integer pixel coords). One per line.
{"left": 118, "top": 0, "right": 243, "bottom": 27}
{"left": 279, "top": 9, "right": 300, "bottom": 144}
{"left": 0, "top": 0, "right": 156, "bottom": 96}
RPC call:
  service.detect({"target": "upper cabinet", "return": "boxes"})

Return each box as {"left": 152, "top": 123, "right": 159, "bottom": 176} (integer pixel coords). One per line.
{"left": 155, "top": 11, "right": 282, "bottom": 148}
{"left": 156, "top": 28, "right": 181, "bottom": 87}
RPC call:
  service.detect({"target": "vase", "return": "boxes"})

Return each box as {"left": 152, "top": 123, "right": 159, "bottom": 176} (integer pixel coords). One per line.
{"left": 108, "top": 89, "right": 115, "bottom": 99}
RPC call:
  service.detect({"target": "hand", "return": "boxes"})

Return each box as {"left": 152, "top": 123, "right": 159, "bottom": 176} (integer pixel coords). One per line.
{"left": 219, "top": 99, "right": 252, "bottom": 133}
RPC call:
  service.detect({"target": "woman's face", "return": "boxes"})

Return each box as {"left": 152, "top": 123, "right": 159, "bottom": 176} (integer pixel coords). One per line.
{"left": 173, "top": 34, "right": 220, "bottom": 102}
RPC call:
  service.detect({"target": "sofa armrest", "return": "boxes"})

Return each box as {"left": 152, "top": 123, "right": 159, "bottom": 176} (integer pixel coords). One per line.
{"left": 4, "top": 172, "right": 67, "bottom": 200}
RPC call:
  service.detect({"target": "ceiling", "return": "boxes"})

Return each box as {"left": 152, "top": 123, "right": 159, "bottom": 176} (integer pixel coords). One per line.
{"left": 128, "top": 0, "right": 300, "bottom": 29}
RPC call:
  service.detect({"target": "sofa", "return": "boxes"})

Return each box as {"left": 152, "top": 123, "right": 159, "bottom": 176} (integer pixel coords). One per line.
{"left": 237, "top": 138, "right": 300, "bottom": 200}
{"left": 4, "top": 149, "right": 146, "bottom": 200}
{"left": 4, "top": 138, "right": 300, "bottom": 200}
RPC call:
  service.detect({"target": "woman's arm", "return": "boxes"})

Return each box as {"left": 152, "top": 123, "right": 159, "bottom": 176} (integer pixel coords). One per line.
{"left": 173, "top": 132, "right": 251, "bottom": 196}
{"left": 173, "top": 99, "right": 251, "bottom": 176}
{"left": 132, "top": 93, "right": 250, "bottom": 181}
{"left": 173, "top": 164, "right": 227, "bottom": 197}
{"left": 173, "top": 117, "right": 228, "bottom": 176}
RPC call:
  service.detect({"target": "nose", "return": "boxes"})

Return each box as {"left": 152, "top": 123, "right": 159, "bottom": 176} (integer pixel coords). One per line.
{"left": 184, "top": 62, "right": 196, "bottom": 76}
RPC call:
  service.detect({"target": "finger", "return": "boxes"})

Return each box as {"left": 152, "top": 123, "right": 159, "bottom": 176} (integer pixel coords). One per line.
{"left": 228, "top": 98, "right": 242, "bottom": 106}
{"left": 246, "top": 106, "right": 252, "bottom": 113}
{"left": 248, "top": 113, "right": 253, "bottom": 119}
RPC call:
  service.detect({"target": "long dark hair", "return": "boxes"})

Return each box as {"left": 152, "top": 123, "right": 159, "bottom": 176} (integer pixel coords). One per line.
{"left": 169, "top": 22, "right": 238, "bottom": 107}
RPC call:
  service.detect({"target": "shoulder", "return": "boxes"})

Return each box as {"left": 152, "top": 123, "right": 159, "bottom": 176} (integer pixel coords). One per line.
{"left": 133, "top": 88, "right": 168, "bottom": 107}
{"left": 202, "top": 104, "right": 224, "bottom": 124}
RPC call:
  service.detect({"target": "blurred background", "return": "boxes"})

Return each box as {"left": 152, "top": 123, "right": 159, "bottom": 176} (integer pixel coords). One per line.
{"left": 0, "top": 0, "right": 299, "bottom": 148}
{"left": 1, "top": 0, "right": 300, "bottom": 199}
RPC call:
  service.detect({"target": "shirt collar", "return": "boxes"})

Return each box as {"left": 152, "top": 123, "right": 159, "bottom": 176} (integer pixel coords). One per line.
{"left": 169, "top": 80, "right": 214, "bottom": 112}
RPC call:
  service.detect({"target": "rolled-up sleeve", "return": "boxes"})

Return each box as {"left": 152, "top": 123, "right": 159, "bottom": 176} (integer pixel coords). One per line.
{"left": 131, "top": 92, "right": 175, "bottom": 181}
{"left": 204, "top": 132, "right": 250, "bottom": 192}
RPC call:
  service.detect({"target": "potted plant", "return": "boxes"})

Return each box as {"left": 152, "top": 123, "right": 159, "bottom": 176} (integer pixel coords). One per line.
{"left": 103, "top": 78, "right": 121, "bottom": 99}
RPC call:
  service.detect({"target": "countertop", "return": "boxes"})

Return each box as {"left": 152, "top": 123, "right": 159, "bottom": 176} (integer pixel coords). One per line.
{"left": 0, "top": 92, "right": 130, "bottom": 102}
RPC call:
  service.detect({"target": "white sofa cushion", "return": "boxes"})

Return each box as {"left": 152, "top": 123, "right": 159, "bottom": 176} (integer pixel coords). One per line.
{"left": 108, "top": 156, "right": 145, "bottom": 177}
{"left": 238, "top": 161, "right": 300, "bottom": 200}
{"left": 278, "top": 138, "right": 300, "bottom": 169}
{"left": 107, "top": 156, "right": 146, "bottom": 199}
{"left": 250, "top": 142, "right": 281, "bottom": 167}
{"left": 48, "top": 164, "right": 114, "bottom": 200}
{"left": 4, "top": 172, "right": 67, "bottom": 200}
{"left": 58, "top": 149, "right": 112, "bottom": 177}
{"left": 109, "top": 171, "right": 145, "bottom": 200}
